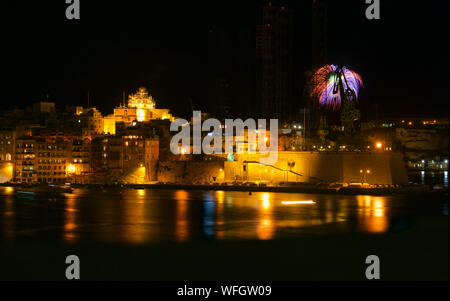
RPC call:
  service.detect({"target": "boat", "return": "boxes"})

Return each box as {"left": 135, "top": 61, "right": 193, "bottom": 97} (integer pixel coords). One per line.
{"left": 15, "top": 183, "right": 73, "bottom": 198}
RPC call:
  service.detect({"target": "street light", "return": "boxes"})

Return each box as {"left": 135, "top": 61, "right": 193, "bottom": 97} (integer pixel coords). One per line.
{"left": 360, "top": 169, "right": 370, "bottom": 183}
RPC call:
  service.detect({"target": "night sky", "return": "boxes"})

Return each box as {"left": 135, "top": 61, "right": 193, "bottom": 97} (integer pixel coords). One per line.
{"left": 3, "top": 0, "right": 449, "bottom": 119}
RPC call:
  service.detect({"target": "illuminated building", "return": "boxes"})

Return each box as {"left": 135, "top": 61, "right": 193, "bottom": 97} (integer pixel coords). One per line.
{"left": 0, "top": 129, "right": 14, "bottom": 163}
{"left": 103, "top": 115, "right": 116, "bottom": 135}
{"left": 75, "top": 107, "right": 105, "bottom": 137}
{"left": 104, "top": 87, "right": 174, "bottom": 134}
{"left": 14, "top": 138, "right": 36, "bottom": 183}
{"left": 35, "top": 138, "right": 72, "bottom": 183}
{"left": 0, "top": 129, "right": 14, "bottom": 183}
{"left": 144, "top": 137, "right": 159, "bottom": 181}
{"left": 91, "top": 136, "right": 123, "bottom": 177}
{"left": 70, "top": 137, "right": 92, "bottom": 183}
{"left": 90, "top": 135, "right": 159, "bottom": 184}
{"left": 13, "top": 133, "right": 88, "bottom": 184}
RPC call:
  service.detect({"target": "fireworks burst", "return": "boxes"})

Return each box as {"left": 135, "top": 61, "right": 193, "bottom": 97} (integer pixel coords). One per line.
{"left": 310, "top": 64, "right": 363, "bottom": 111}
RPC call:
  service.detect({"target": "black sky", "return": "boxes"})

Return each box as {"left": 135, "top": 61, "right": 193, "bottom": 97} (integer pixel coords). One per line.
{"left": 3, "top": 0, "right": 449, "bottom": 119}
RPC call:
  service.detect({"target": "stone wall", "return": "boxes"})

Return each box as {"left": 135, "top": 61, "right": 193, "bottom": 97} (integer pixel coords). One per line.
{"left": 157, "top": 161, "right": 224, "bottom": 184}
{"left": 396, "top": 128, "right": 449, "bottom": 151}
{"left": 224, "top": 151, "right": 408, "bottom": 185}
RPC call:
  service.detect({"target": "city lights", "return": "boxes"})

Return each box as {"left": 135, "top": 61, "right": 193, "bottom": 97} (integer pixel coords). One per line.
{"left": 67, "top": 164, "right": 76, "bottom": 174}
{"left": 0, "top": 0, "right": 447, "bottom": 285}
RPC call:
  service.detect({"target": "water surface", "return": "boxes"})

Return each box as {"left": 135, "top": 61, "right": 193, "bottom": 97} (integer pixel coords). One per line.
{"left": 0, "top": 187, "right": 447, "bottom": 244}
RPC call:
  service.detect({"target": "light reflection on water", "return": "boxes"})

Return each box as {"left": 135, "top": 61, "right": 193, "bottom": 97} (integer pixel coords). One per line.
{"left": 356, "top": 196, "right": 388, "bottom": 233}
{"left": 64, "top": 194, "right": 78, "bottom": 243}
{"left": 0, "top": 187, "right": 446, "bottom": 244}
{"left": 409, "top": 171, "right": 448, "bottom": 188}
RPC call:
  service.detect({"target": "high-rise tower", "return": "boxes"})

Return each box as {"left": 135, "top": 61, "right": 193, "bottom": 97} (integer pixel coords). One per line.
{"left": 312, "top": 0, "right": 327, "bottom": 69}
{"left": 257, "top": 2, "right": 294, "bottom": 121}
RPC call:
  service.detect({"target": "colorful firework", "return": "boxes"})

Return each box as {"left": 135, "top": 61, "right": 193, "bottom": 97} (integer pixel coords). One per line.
{"left": 310, "top": 64, "right": 363, "bottom": 111}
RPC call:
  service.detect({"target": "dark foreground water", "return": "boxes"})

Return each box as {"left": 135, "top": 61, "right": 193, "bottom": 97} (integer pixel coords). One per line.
{"left": 1, "top": 187, "right": 448, "bottom": 280}
{"left": 0, "top": 187, "right": 448, "bottom": 244}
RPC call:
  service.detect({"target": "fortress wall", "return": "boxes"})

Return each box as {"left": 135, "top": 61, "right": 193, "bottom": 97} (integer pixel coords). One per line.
{"left": 389, "top": 152, "right": 409, "bottom": 184}
{"left": 226, "top": 151, "right": 408, "bottom": 184}
{"left": 342, "top": 153, "right": 391, "bottom": 184}
{"left": 157, "top": 161, "right": 224, "bottom": 184}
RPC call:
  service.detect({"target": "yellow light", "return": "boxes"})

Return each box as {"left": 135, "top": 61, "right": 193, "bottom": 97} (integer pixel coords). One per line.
{"left": 175, "top": 190, "right": 189, "bottom": 202}
{"left": 360, "top": 169, "right": 363, "bottom": 173}
{"left": 137, "top": 109, "right": 145, "bottom": 122}
{"left": 216, "top": 190, "right": 224, "bottom": 203}
{"left": 67, "top": 164, "right": 76, "bottom": 174}
{"left": 261, "top": 192, "right": 270, "bottom": 206}
{"left": 264, "top": 137, "right": 268, "bottom": 142}
{"left": 367, "top": 170, "right": 371, "bottom": 174}
{"left": 281, "top": 200, "right": 315, "bottom": 205}
{"left": 138, "top": 189, "right": 145, "bottom": 196}
{"left": 375, "top": 142, "right": 382, "bottom": 149}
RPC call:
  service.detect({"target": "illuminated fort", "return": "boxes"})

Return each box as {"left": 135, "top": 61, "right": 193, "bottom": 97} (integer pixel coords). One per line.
{"left": 104, "top": 87, "right": 174, "bottom": 134}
